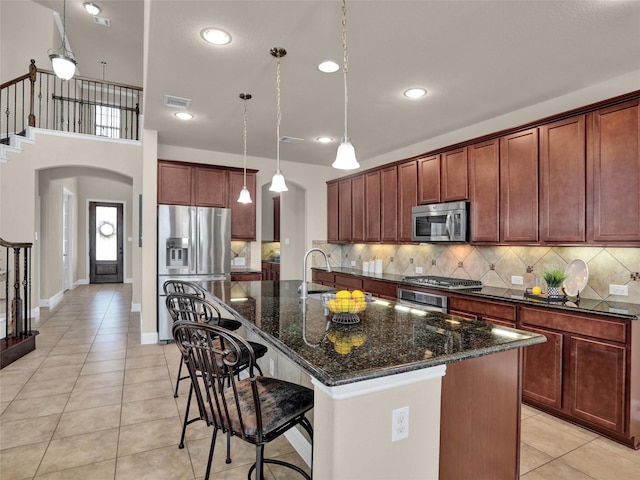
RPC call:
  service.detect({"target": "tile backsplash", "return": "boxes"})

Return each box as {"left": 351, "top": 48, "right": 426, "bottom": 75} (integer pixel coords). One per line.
{"left": 312, "top": 242, "right": 640, "bottom": 305}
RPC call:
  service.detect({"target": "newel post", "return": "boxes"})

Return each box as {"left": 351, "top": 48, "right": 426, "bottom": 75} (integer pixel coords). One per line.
{"left": 28, "top": 59, "right": 37, "bottom": 127}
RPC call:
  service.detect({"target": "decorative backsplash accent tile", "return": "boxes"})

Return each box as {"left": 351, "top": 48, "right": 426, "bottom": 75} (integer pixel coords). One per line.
{"left": 319, "top": 242, "right": 640, "bottom": 304}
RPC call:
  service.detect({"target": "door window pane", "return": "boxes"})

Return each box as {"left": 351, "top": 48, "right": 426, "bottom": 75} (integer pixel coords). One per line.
{"left": 96, "top": 206, "right": 117, "bottom": 261}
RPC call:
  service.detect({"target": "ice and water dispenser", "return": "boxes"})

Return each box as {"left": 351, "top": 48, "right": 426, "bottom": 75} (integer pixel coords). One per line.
{"left": 165, "top": 237, "right": 189, "bottom": 268}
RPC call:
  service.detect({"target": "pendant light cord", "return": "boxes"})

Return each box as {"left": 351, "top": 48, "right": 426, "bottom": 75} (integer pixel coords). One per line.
{"left": 243, "top": 97, "right": 248, "bottom": 185}
{"left": 342, "top": 0, "right": 349, "bottom": 140}
{"left": 276, "top": 57, "right": 282, "bottom": 171}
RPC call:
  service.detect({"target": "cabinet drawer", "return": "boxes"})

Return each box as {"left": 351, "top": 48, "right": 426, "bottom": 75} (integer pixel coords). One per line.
{"left": 449, "top": 296, "right": 516, "bottom": 321}
{"left": 334, "top": 274, "right": 363, "bottom": 290}
{"left": 313, "top": 270, "right": 335, "bottom": 285}
{"left": 363, "top": 278, "right": 397, "bottom": 299}
{"left": 519, "top": 307, "right": 627, "bottom": 344}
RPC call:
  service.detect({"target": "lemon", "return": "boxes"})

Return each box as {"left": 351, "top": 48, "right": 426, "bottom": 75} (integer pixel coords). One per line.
{"left": 532, "top": 286, "right": 542, "bottom": 295}
{"left": 336, "top": 290, "right": 351, "bottom": 299}
{"left": 337, "top": 299, "right": 351, "bottom": 313}
{"left": 352, "top": 290, "right": 365, "bottom": 300}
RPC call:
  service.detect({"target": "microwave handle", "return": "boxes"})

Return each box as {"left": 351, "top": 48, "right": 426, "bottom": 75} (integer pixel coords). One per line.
{"left": 446, "top": 212, "right": 453, "bottom": 238}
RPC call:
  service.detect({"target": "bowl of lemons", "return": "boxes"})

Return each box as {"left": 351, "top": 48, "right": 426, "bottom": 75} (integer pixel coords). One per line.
{"left": 322, "top": 289, "right": 370, "bottom": 324}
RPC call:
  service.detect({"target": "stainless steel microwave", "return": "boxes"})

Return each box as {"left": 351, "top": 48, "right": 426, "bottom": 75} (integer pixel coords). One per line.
{"left": 412, "top": 201, "right": 469, "bottom": 243}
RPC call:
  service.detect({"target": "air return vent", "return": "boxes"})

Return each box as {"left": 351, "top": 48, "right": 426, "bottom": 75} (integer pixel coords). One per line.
{"left": 163, "top": 95, "right": 192, "bottom": 109}
{"left": 93, "top": 16, "right": 111, "bottom": 27}
{"left": 279, "top": 136, "right": 304, "bottom": 144}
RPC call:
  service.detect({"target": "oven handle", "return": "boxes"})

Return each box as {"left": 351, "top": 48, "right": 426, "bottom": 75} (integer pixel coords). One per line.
{"left": 396, "top": 298, "right": 447, "bottom": 313}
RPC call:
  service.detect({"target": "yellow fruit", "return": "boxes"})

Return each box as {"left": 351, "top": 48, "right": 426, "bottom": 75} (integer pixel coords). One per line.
{"left": 336, "top": 290, "right": 351, "bottom": 299}
{"left": 532, "top": 286, "right": 542, "bottom": 296}
{"left": 336, "top": 299, "right": 351, "bottom": 313}
{"left": 334, "top": 339, "right": 352, "bottom": 354}
{"left": 352, "top": 290, "right": 365, "bottom": 300}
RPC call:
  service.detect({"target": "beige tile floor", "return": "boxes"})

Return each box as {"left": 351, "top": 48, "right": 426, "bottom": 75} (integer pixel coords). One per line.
{"left": 1, "top": 284, "right": 638, "bottom": 479}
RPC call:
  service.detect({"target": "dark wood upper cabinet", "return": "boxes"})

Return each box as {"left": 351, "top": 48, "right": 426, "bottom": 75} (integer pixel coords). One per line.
{"left": 500, "top": 128, "right": 539, "bottom": 243}
{"left": 468, "top": 139, "right": 500, "bottom": 243}
{"left": 365, "top": 171, "right": 381, "bottom": 242}
{"left": 590, "top": 99, "right": 640, "bottom": 242}
{"left": 398, "top": 161, "right": 418, "bottom": 242}
{"left": 327, "top": 181, "right": 339, "bottom": 242}
{"left": 193, "top": 166, "right": 227, "bottom": 207}
{"left": 338, "top": 179, "right": 353, "bottom": 242}
{"left": 381, "top": 166, "right": 398, "bottom": 242}
{"left": 540, "top": 115, "right": 586, "bottom": 243}
{"left": 441, "top": 147, "right": 468, "bottom": 202}
{"left": 228, "top": 170, "right": 256, "bottom": 240}
{"left": 418, "top": 154, "right": 440, "bottom": 204}
{"left": 351, "top": 175, "right": 365, "bottom": 243}
{"left": 158, "top": 161, "right": 192, "bottom": 205}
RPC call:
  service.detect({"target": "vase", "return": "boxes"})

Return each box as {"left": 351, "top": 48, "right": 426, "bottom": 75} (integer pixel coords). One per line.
{"left": 547, "top": 286, "right": 561, "bottom": 298}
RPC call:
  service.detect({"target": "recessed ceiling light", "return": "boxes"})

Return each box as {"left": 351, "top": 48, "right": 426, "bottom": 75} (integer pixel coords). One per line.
{"left": 404, "top": 88, "right": 427, "bottom": 98}
{"left": 201, "top": 28, "right": 232, "bottom": 45}
{"left": 83, "top": 2, "right": 101, "bottom": 15}
{"left": 175, "top": 112, "right": 193, "bottom": 120}
{"left": 317, "top": 136, "right": 333, "bottom": 143}
{"left": 318, "top": 61, "right": 339, "bottom": 73}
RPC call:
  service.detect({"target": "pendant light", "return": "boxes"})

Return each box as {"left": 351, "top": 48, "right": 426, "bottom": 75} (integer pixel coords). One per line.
{"left": 332, "top": 0, "right": 359, "bottom": 170}
{"left": 269, "top": 47, "right": 288, "bottom": 193}
{"left": 48, "top": 0, "right": 77, "bottom": 80}
{"left": 237, "top": 93, "right": 253, "bottom": 204}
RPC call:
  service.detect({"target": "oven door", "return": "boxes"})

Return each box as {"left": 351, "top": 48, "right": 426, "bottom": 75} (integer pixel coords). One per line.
{"left": 397, "top": 288, "right": 448, "bottom": 313}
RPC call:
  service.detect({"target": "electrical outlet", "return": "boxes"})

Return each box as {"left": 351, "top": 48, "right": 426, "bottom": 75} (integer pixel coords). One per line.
{"left": 415, "top": 267, "right": 423, "bottom": 274}
{"left": 391, "top": 406, "right": 409, "bottom": 442}
{"left": 609, "top": 284, "right": 628, "bottom": 296}
{"left": 511, "top": 276, "right": 524, "bottom": 285}
{"left": 351, "top": 260, "right": 356, "bottom": 266}
{"left": 269, "top": 358, "right": 275, "bottom": 376}
{"left": 234, "top": 257, "right": 246, "bottom": 266}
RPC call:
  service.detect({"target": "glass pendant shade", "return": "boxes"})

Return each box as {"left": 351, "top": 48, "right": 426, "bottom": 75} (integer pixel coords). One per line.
{"left": 332, "top": 137, "right": 359, "bottom": 170}
{"left": 269, "top": 170, "right": 288, "bottom": 192}
{"left": 50, "top": 54, "right": 77, "bottom": 80}
{"left": 237, "top": 185, "right": 252, "bottom": 204}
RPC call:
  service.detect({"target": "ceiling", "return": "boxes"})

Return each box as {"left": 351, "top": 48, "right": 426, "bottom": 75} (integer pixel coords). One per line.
{"left": 32, "top": 0, "right": 640, "bottom": 168}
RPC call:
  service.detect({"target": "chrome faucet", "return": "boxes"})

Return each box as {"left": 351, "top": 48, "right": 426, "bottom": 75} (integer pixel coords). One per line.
{"left": 300, "top": 248, "right": 331, "bottom": 298}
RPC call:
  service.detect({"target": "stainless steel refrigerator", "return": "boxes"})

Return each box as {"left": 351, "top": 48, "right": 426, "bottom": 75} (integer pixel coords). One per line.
{"left": 157, "top": 205, "right": 231, "bottom": 342}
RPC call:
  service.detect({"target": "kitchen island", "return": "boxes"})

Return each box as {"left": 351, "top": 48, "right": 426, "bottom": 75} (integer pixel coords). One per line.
{"left": 202, "top": 280, "right": 545, "bottom": 480}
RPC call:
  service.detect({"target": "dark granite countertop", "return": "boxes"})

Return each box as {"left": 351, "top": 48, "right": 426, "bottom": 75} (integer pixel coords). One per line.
{"left": 315, "top": 267, "right": 640, "bottom": 320}
{"left": 203, "top": 280, "right": 545, "bottom": 387}
{"left": 230, "top": 268, "right": 262, "bottom": 274}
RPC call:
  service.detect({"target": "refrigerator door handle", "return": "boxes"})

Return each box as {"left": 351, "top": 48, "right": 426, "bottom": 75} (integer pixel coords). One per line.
{"left": 189, "top": 206, "right": 198, "bottom": 274}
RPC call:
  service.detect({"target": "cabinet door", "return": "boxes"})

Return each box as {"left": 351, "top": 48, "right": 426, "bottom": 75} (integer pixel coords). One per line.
{"left": 521, "top": 325, "right": 564, "bottom": 409}
{"left": 381, "top": 166, "right": 398, "bottom": 242}
{"left": 365, "top": 171, "right": 381, "bottom": 242}
{"left": 338, "top": 179, "right": 352, "bottom": 242}
{"left": 540, "top": 116, "right": 586, "bottom": 243}
{"left": 418, "top": 154, "right": 440, "bottom": 204}
{"left": 327, "top": 182, "right": 339, "bottom": 242}
{"left": 398, "top": 161, "right": 418, "bottom": 242}
{"left": 351, "top": 175, "right": 365, "bottom": 242}
{"left": 441, "top": 147, "right": 468, "bottom": 201}
{"left": 228, "top": 170, "right": 256, "bottom": 240}
{"left": 500, "top": 128, "right": 539, "bottom": 243}
{"left": 193, "top": 166, "right": 227, "bottom": 207}
{"left": 570, "top": 336, "right": 626, "bottom": 433}
{"left": 469, "top": 139, "right": 500, "bottom": 243}
{"left": 591, "top": 99, "right": 640, "bottom": 242}
{"left": 158, "top": 162, "right": 192, "bottom": 205}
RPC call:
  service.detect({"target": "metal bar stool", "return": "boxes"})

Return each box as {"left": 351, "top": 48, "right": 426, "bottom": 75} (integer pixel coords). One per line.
{"left": 173, "top": 320, "right": 313, "bottom": 480}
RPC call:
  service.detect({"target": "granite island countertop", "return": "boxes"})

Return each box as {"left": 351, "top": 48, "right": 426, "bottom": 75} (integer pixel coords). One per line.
{"left": 202, "top": 279, "right": 545, "bottom": 387}
{"left": 314, "top": 267, "right": 640, "bottom": 320}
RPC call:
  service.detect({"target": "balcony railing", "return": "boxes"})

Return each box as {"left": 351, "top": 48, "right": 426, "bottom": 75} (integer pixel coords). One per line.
{"left": 1, "top": 59, "right": 142, "bottom": 143}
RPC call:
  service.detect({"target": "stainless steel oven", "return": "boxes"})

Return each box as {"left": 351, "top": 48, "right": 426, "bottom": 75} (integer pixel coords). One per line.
{"left": 397, "top": 287, "right": 448, "bottom": 313}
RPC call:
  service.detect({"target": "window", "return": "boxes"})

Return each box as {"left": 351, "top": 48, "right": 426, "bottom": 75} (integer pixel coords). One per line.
{"left": 95, "top": 105, "right": 120, "bottom": 138}
{"left": 95, "top": 205, "right": 117, "bottom": 261}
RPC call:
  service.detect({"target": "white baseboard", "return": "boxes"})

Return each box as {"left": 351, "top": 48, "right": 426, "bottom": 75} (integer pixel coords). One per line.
{"left": 75, "top": 278, "right": 89, "bottom": 286}
{"left": 141, "top": 331, "right": 158, "bottom": 345}
{"left": 284, "top": 427, "right": 312, "bottom": 468}
{"left": 39, "top": 291, "right": 64, "bottom": 309}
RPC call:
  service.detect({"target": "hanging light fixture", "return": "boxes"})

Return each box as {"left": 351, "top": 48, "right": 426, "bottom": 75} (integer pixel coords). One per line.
{"left": 48, "top": 0, "right": 77, "bottom": 80}
{"left": 269, "top": 47, "right": 288, "bottom": 192}
{"left": 333, "top": 0, "right": 359, "bottom": 170}
{"left": 237, "top": 93, "right": 253, "bottom": 204}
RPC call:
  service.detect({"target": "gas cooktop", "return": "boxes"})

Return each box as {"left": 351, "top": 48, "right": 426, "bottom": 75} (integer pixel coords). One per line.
{"left": 402, "top": 275, "right": 483, "bottom": 290}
